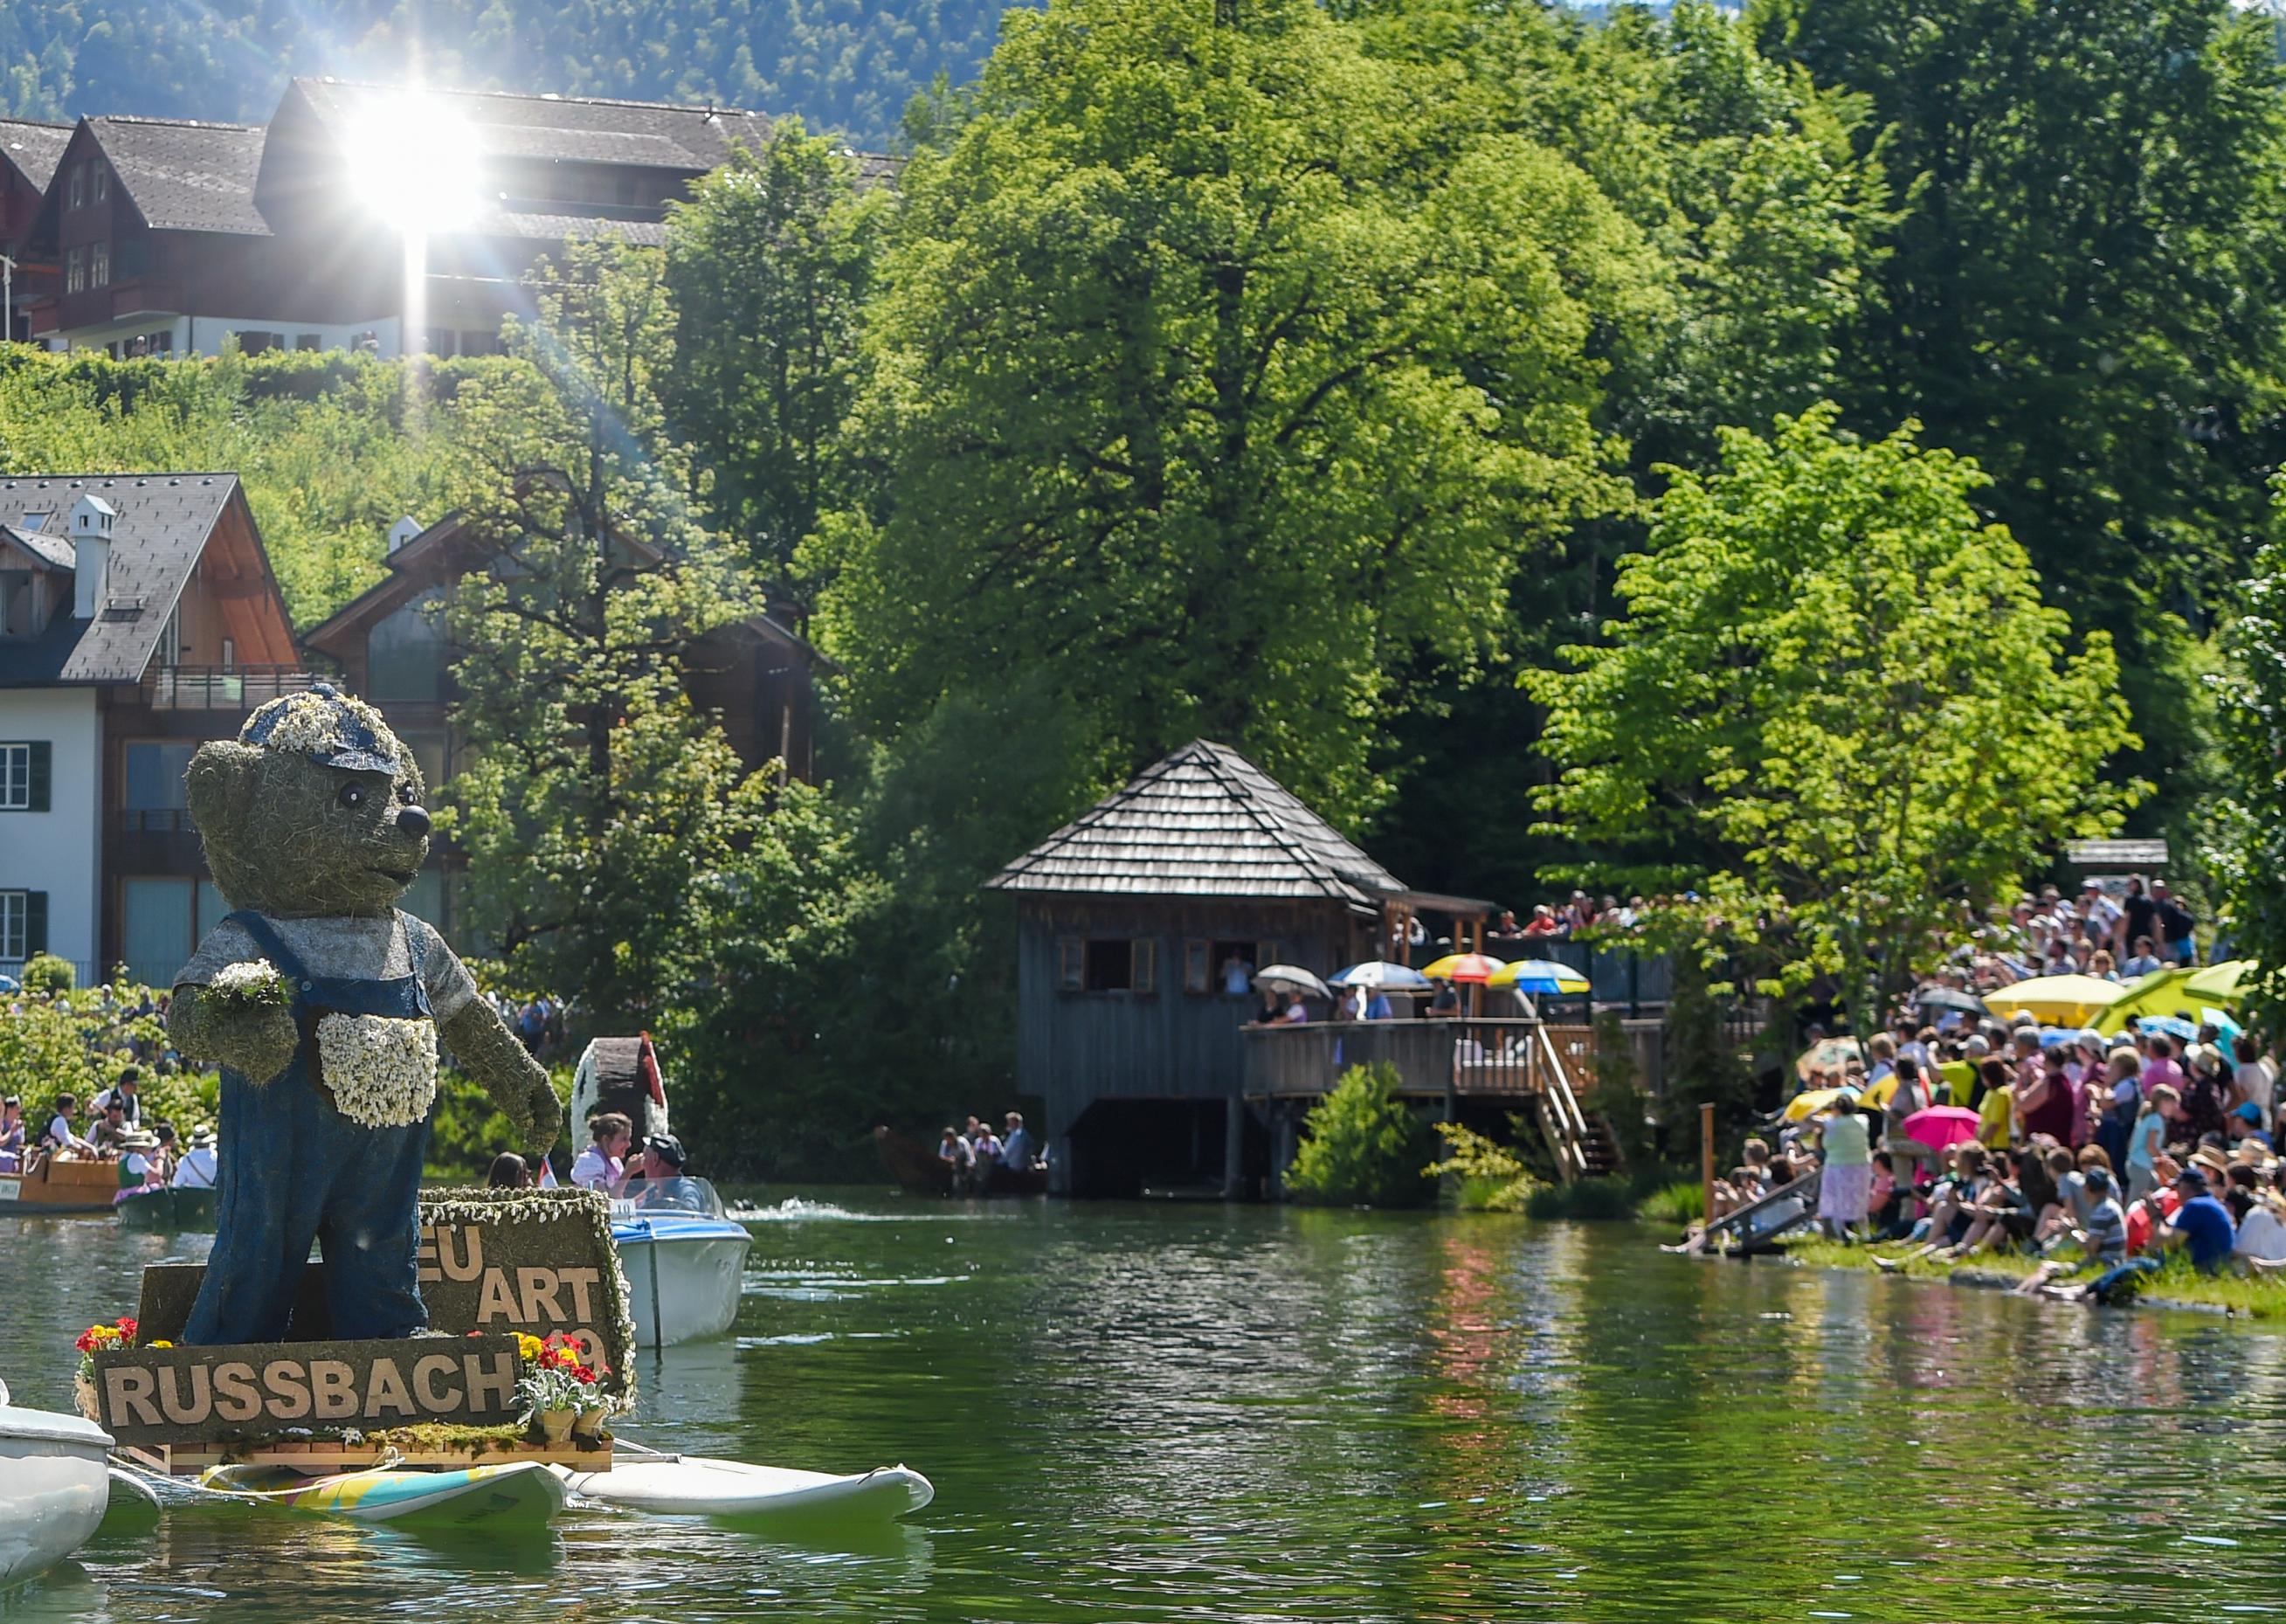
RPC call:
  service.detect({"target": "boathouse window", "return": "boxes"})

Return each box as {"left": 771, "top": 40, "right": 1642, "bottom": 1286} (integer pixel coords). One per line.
{"left": 1184, "top": 938, "right": 1277, "bottom": 995}
{"left": 1059, "top": 936, "right": 1156, "bottom": 993}
{"left": 0, "top": 742, "right": 47, "bottom": 811}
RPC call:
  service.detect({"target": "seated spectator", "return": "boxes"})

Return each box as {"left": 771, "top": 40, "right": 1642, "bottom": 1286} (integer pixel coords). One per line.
{"left": 939, "top": 1125, "right": 976, "bottom": 1191}
{"left": 170, "top": 1129, "right": 218, "bottom": 1190}
{"left": 44, "top": 1094, "right": 98, "bottom": 1158}
{"left": 2161, "top": 1166, "right": 2236, "bottom": 1273}
{"left": 572, "top": 1112, "right": 633, "bottom": 1195}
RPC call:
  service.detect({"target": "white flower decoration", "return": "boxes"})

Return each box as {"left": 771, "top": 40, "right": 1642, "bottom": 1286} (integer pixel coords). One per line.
{"left": 316, "top": 1012, "right": 439, "bottom": 1128}
{"left": 211, "top": 958, "right": 286, "bottom": 1005}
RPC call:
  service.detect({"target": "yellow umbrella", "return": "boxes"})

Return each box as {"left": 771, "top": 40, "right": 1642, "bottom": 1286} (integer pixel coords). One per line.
{"left": 2094, "top": 968, "right": 2200, "bottom": 1034}
{"left": 2184, "top": 959, "right": 2255, "bottom": 1005}
{"left": 1783, "top": 1087, "right": 1846, "bottom": 1123}
{"left": 1987, "top": 973, "right": 2124, "bottom": 1027}
{"left": 1487, "top": 958, "right": 1591, "bottom": 993}
{"left": 1858, "top": 1072, "right": 1900, "bottom": 1108}
{"left": 1419, "top": 953, "right": 1506, "bottom": 984}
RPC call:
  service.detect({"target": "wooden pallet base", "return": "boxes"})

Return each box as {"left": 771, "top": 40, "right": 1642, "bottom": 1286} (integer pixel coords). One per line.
{"left": 121, "top": 1437, "right": 612, "bottom": 1475}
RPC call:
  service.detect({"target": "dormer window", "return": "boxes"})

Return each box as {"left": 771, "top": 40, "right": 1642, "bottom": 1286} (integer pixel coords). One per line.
{"left": 93, "top": 165, "right": 107, "bottom": 203}
{"left": 67, "top": 167, "right": 83, "bottom": 210}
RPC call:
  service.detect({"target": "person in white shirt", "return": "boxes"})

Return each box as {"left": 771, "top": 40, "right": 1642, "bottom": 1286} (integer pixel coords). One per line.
{"left": 171, "top": 1130, "right": 219, "bottom": 1189}
{"left": 43, "top": 1093, "right": 98, "bottom": 1158}
{"left": 571, "top": 1111, "right": 633, "bottom": 1195}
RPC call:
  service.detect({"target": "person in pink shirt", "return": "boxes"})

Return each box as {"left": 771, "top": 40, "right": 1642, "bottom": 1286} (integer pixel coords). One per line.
{"left": 2141, "top": 1035, "right": 2185, "bottom": 1101}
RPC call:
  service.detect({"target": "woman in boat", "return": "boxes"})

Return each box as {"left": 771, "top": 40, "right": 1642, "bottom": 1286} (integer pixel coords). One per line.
{"left": 0, "top": 1096, "right": 22, "bottom": 1172}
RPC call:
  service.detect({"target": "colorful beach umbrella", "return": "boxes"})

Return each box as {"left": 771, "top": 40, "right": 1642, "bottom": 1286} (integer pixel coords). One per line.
{"left": 1253, "top": 965, "right": 1330, "bottom": 999}
{"left": 1328, "top": 961, "right": 1433, "bottom": 992}
{"left": 1419, "top": 953, "right": 1506, "bottom": 984}
{"left": 1989, "top": 973, "right": 2124, "bottom": 1027}
{"left": 1899, "top": 1105, "right": 1982, "bottom": 1152}
{"left": 2094, "top": 967, "right": 2200, "bottom": 1034}
{"left": 2137, "top": 1014, "right": 2199, "bottom": 1042}
{"left": 1488, "top": 958, "right": 1590, "bottom": 994}
{"left": 1783, "top": 1087, "right": 1848, "bottom": 1123}
{"left": 2184, "top": 960, "right": 2255, "bottom": 1005}
{"left": 2201, "top": 1007, "right": 2245, "bottom": 1043}
{"left": 1794, "top": 1036, "right": 1863, "bottom": 1082}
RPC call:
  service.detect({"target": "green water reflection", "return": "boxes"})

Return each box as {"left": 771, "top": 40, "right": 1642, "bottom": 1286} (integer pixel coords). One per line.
{"left": 3, "top": 1189, "right": 2283, "bottom": 1621}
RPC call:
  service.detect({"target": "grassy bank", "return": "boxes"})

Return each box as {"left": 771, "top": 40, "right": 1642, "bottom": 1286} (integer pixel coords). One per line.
{"left": 1779, "top": 1236, "right": 2286, "bottom": 1319}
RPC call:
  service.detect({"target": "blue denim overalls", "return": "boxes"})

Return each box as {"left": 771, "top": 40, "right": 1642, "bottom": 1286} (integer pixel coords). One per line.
{"left": 183, "top": 909, "right": 437, "bottom": 1345}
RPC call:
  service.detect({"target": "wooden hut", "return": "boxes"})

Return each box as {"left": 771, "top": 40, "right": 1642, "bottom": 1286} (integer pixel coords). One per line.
{"left": 989, "top": 740, "right": 1489, "bottom": 1197}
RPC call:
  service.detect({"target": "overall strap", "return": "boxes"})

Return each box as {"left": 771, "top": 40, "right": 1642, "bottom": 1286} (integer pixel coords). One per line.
{"left": 397, "top": 909, "right": 430, "bottom": 982}
{"left": 224, "top": 909, "right": 312, "bottom": 988}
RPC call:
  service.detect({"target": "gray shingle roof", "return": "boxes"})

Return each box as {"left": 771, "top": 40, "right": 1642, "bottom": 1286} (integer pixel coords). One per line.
{"left": 89, "top": 118, "right": 270, "bottom": 235}
{"left": 0, "top": 474, "right": 240, "bottom": 685}
{"left": 290, "top": 79, "right": 770, "bottom": 174}
{"left": 990, "top": 741, "right": 1406, "bottom": 907}
{"left": 0, "top": 521, "right": 74, "bottom": 570}
{"left": 0, "top": 119, "right": 72, "bottom": 192}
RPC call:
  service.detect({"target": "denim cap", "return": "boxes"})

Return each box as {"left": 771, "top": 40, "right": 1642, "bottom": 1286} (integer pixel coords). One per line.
{"left": 239, "top": 682, "right": 404, "bottom": 775}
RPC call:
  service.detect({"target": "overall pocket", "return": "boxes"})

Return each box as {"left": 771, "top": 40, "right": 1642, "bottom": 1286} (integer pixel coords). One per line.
{"left": 312, "top": 1012, "right": 439, "bottom": 1128}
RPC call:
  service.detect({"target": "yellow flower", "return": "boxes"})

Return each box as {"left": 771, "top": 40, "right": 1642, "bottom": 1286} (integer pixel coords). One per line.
{"left": 515, "top": 1333, "right": 545, "bottom": 1362}
{"left": 148, "top": 1340, "right": 174, "bottom": 1349}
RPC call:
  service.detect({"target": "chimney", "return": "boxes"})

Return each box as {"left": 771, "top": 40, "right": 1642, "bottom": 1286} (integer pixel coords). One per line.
{"left": 71, "top": 494, "right": 115, "bottom": 619}
{"left": 387, "top": 515, "right": 421, "bottom": 555}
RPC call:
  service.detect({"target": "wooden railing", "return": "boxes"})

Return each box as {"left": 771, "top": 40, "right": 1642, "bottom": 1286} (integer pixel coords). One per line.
{"left": 140, "top": 665, "right": 314, "bottom": 711}
{"left": 1240, "top": 1018, "right": 1598, "bottom": 1102}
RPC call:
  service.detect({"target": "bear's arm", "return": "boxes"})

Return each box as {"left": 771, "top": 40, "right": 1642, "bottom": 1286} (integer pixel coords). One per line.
{"left": 169, "top": 922, "right": 299, "bottom": 1084}
{"left": 438, "top": 1003, "right": 562, "bottom": 1160}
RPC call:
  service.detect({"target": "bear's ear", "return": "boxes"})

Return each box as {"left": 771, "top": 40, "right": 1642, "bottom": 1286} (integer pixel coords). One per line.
{"left": 184, "top": 741, "right": 260, "bottom": 840}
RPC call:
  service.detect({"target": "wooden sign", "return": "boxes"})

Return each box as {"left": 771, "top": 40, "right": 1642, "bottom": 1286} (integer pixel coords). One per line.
{"left": 135, "top": 1188, "right": 636, "bottom": 1399}
{"left": 90, "top": 1334, "right": 521, "bottom": 1447}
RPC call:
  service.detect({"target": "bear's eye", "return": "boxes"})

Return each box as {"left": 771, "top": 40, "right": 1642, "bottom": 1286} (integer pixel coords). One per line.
{"left": 337, "top": 784, "right": 366, "bottom": 810}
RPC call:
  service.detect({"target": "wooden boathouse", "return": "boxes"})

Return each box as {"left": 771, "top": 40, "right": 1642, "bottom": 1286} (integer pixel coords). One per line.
{"left": 989, "top": 741, "right": 1608, "bottom": 1198}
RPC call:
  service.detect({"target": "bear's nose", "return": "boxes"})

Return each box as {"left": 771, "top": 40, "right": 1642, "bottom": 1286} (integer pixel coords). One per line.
{"left": 397, "top": 805, "right": 432, "bottom": 839}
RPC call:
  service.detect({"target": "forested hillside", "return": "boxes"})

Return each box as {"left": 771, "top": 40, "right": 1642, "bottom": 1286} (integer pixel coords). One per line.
{"left": 0, "top": 0, "right": 1019, "bottom": 146}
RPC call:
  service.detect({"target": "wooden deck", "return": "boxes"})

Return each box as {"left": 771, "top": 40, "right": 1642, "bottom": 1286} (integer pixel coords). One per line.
{"left": 1243, "top": 1018, "right": 1606, "bottom": 1182}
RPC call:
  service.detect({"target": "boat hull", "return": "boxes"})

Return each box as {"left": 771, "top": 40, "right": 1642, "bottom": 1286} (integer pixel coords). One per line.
{"left": 614, "top": 1222, "right": 751, "bottom": 1347}
{"left": 116, "top": 1186, "right": 218, "bottom": 1232}
{"left": 200, "top": 1461, "right": 568, "bottom": 1528}
{"left": 555, "top": 1455, "right": 933, "bottom": 1524}
{"left": 0, "top": 1158, "right": 126, "bottom": 1216}
{"left": 0, "top": 1402, "right": 113, "bottom": 1590}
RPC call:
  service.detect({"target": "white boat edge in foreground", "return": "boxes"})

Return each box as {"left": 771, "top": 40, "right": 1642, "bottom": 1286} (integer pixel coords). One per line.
{"left": 0, "top": 1377, "right": 114, "bottom": 1591}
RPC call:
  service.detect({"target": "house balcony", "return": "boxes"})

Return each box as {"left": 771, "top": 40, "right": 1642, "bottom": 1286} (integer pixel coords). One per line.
{"left": 109, "top": 809, "right": 204, "bottom": 874}
{"left": 140, "top": 665, "right": 314, "bottom": 712}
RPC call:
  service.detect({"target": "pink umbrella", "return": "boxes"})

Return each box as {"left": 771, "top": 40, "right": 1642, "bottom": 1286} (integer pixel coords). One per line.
{"left": 1899, "top": 1105, "right": 1980, "bottom": 1152}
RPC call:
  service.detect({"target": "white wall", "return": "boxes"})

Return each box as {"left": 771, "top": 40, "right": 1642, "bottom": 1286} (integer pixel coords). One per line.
{"left": 0, "top": 687, "right": 100, "bottom": 978}
{"left": 57, "top": 315, "right": 405, "bottom": 360}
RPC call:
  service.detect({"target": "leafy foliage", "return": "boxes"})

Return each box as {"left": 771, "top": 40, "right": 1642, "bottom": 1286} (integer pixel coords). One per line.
{"left": 0, "top": 972, "right": 214, "bottom": 1134}
{"left": 2207, "top": 478, "right": 2286, "bottom": 1036}
{"left": 1284, "top": 1062, "right": 1437, "bottom": 1208}
{"left": 1424, "top": 1121, "right": 1539, "bottom": 1213}
{"left": 1530, "top": 407, "right": 2140, "bottom": 1020}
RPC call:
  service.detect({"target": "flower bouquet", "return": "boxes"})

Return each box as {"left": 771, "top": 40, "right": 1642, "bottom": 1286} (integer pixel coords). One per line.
{"left": 508, "top": 1331, "right": 613, "bottom": 1443}
{"left": 209, "top": 957, "right": 287, "bottom": 1008}
{"left": 73, "top": 1316, "right": 170, "bottom": 1420}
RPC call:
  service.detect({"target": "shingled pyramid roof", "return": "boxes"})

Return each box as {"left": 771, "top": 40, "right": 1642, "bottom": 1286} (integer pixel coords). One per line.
{"left": 989, "top": 741, "right": 1405, "bottom": 909}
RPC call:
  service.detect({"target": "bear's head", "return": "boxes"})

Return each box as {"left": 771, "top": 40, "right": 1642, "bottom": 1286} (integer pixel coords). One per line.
{"left": 186, "top": 683, "right": 432, "bottom": 918}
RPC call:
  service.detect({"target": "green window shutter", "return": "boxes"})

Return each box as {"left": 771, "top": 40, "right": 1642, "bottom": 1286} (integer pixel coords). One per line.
{"left": 27, "top": 742, "right": 51, "bottom": 812}
{"left": 24, "top": 891, "right": 47, "bottom": 955}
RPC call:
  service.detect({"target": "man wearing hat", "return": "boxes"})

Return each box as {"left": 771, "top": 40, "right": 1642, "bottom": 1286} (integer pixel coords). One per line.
{"left": 171, "top": 1128, "right": 218, "bottom": 1191}
{"left": 2160, "top": 1166, "right": 2236, "bottom": 1274}
{"left": 113, "top": 1128, "right": 164, "bottom": 1192}
{"left": 631, "top": 1132, "right": 707, "bottom": 1212}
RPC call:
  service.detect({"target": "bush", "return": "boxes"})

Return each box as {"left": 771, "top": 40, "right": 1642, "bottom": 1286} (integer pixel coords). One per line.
{"left": 21, "top": 953, "right": 74, "bottom": 995}
{"left": 1525, "top": 1177, "right": 1642, "bottom": 1220}
{"left": 1283, "top": 1062, "right": 1437, "bottom": 1207}
{"left": 0, "top": 971, "right": 215, "bottom": 1132}
{"left": 1637, "top": 1180, "right": 1705, "bottom": 1227}
{"left": 1424, "top": 1121, "right": 1539, "bottom": 1212}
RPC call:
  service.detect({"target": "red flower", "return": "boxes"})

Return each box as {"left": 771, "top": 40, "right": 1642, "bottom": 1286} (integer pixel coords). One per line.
{"left": 115, "top": 1317, "right": 138, "bottom": 1339}
{"left": 572, "top": 1365, "right": 597, "bottom": 1385}
{"left": 466, "top": 1329, "right": 483, "bottom": 1337}
{"left": 74, "top": 1330, "right": 95, "bottom": 1352}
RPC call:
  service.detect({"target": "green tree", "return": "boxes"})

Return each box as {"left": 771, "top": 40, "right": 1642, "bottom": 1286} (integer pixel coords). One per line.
{"left": 1284, "top": 1062, "right": 1437, "bottom": 1208}
{"left": 2206, "top": 476, "right": 2286, "bottom": 1033}
{"left": 1751, "top": 0, "right": 2286, "bottom": 838}
{"left": 1530, "top": 405, "right": 2139, "bottom": 1024}
{"left": 440, "top": 238, "right": 770, "bottom": 1023}
{"left": 664, "top": 122, "right": 890, "bottom": 591}
{"left": 810, "top": 0, "right": 1656, "bottom": 825}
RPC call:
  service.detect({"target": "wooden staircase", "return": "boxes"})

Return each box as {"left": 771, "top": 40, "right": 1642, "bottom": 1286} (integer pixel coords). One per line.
{"left": 1526, "top": 1023, "right": 1622, "bottom": 1185}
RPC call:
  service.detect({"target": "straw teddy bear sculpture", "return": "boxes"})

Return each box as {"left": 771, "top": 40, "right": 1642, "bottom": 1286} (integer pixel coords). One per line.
{"left": 167, "top": 683, "right": 561, "bottom": 1344}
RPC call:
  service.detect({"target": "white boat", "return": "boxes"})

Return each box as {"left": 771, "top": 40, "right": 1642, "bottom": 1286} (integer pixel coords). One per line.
{"left": 0, "top": 1378, "right": 113, "bottom": 1590}
{"left": 615, "top": 1177, "right": 752, "bottom": 1348}
{"left": 554, "top": 1452, "right": 933, "bottom": 1524}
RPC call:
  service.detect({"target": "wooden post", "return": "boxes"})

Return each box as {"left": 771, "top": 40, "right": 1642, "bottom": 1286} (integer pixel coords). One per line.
{"left": 1699, "top": 1101, "right": 1716, "bottom": 1231}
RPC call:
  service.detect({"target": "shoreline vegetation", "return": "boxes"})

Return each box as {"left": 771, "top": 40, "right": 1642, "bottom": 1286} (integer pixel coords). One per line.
{"left": 1778, "top": 1235, "right": 2286, "bottom": 1321}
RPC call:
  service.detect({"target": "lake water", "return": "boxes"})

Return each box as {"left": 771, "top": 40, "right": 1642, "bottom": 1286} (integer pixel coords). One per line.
{"left": 4, "top": 1189, "right": 2284, "bottom": 1621}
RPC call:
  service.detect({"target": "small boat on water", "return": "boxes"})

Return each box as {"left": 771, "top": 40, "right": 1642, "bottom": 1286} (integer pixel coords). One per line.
{"left": 115, "top": 1185, "right": 217, "bottom": 1232}
{"left": 197, "top": 1460, "right": 568, "bottom": 1528}
{"left": 616, "top": 1177, "right": 752, "bottom": 1349}
{"left": 0, "top": 1157, "right": 126, "bottom": 1217}
{"left": 874, "top": 1124, "right": 1050, "bottom": 1197}
{"left": 0, "top": 1378, "right": 113, "bottom": 1589}
{"left": 554, "top": 1450, "right": 933, "bottom": 1524}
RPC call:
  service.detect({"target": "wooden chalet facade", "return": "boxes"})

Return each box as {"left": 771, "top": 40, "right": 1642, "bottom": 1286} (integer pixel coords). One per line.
{"left": 6, "top": 81, "right": 889, "bottom": 360}
{"left": 990, "top": 741, "right": 1504, "bottom": 1198}
{"left": 0, "top": 474, "right": 307, "bottom": 985}
{"left": 300, "top": 511, "right": 821, "bottom": 943}
{"left": 0, "top": 119, "right": 70, "bottom": 341}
